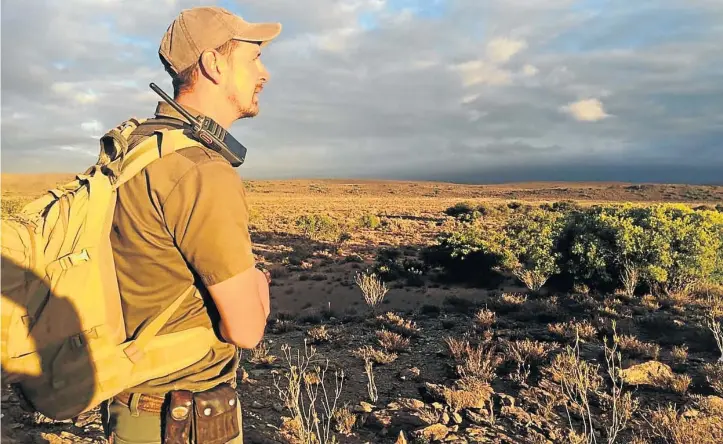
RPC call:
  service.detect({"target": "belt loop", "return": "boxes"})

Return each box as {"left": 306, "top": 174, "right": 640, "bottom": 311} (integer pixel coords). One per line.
{"left": 129, "top": 393, "right": 141, "bottom": 417}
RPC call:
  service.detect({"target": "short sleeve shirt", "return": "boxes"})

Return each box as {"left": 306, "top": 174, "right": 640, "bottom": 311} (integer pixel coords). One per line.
{"left": 110, "top": 102, "right": 254, "bottom": 393}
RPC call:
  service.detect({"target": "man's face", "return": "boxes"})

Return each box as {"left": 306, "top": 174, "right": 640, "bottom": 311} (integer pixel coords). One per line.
{"left": 223, "top": 41, "right": 269, "bottom": 119}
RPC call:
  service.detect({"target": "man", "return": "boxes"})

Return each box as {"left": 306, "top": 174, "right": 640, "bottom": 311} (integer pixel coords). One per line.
{"left": 101, "top": 6, "right": 281, "bottom": 443}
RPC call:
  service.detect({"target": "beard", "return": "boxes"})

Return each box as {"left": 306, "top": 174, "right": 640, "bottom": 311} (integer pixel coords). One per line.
{"left": 228, "top": 87, "right": 260, "bottom": 119}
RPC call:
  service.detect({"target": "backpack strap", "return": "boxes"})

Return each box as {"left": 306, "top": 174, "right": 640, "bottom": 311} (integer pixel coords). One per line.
{"left": 110, "top": 128, "right": 197, "bottom": 190}
{"left": 122, "top": 284, "right": 198, "bottom": 363}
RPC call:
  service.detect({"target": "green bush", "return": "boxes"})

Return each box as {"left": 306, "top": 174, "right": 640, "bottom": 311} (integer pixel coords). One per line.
{"left": 295, "top": 214, "right": 340, "bottom": 242}
{"left": 422, "top": 219, "right": 507, "bottom": 287}
{"left": 358, "top": 213, "right": 381, "bottom": 229}
{"left": 426, "top": 202, "right": 723, "bottom": 294}
{"left": 558, "top": 204, "right": 723, "bottom": 293}
{"left": 497, "top": 208, "right": 565, "bottom": 291}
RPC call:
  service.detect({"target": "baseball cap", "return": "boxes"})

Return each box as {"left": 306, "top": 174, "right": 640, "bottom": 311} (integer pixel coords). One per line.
{"left": 159, "top": 6, "right": 282, "bottom": 74}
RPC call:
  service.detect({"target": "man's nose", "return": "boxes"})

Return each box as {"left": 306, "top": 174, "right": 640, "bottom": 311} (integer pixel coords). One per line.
{"left": 259, "top": 63, "right": 269, "bottom": 83}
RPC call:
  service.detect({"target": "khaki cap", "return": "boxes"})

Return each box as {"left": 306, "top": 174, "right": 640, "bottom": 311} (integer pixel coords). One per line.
{"left": 159, "top": 6, "right": 282, "bottom": 74}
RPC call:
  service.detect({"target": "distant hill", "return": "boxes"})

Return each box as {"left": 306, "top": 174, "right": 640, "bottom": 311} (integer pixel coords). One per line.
{"left": 2, "top": 173, "right": 722, "bottom": 205}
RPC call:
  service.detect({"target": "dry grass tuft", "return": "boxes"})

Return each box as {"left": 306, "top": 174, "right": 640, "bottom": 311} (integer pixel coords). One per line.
{"left": 474, "top": 307, "right": 496, "bottom": 330}
{"left": 643, "top": 403, "right": 723, "bottom": 444}
{"left": 307, "top": 325, "right": 332, "bottom": 344}
{"left": 376, "top": 329, "right": 411, "bottom": 352}
{"left": 548, "top": 319, "right": 598, "bottom": 342}
{"left": 502, "top": 338, "right": 558, "bottom": 383}
{"left": 445, "top": 337, "right": 502, "bottom": 383}
{"left": 248, "top": 341, "right": 278, "bottom": 365}
{"left": 499, "top": 292, "right": 528, "bottom": 308}
{"left": 615, "top": 333, "right": 661, "bottom": 360}
{"left": 354, "top": 270, "right": 388, "bottom": 311}
{"left": 703, "top": 362, "right": 723, "bottom": 396}
{"left": 641, "top": 294, "right": 660, "bottom": 311}
{"left": 332, "top": 404, "right": 357, "bottom": 435}
{"left": 376, "top": 312, "right": 420, "bottom": 337}
{"left": 668, "top": 373, "right": 693, "bottom": 394}
{"left": 352, "top": 345, "right": 398, "bottom": 365}
{"left": 672, "top": 345, "right": 689, "bottom": 364}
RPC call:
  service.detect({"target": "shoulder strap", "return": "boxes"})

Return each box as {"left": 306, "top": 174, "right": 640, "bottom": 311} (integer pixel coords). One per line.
{"left": 111, "top": 128, "right": 197, "bottom": 190}
{"left": 122, "top": 284, "right": 198, "bottom": 363}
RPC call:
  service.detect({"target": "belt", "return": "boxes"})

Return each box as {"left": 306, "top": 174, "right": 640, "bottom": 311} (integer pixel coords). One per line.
{"left": 114, "top": 392, "right": 167, "bottom": 414}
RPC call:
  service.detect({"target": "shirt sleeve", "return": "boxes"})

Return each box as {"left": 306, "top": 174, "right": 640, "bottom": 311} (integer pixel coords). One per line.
{"left": 161, "top": 159, "right": 255, "bottom": 287}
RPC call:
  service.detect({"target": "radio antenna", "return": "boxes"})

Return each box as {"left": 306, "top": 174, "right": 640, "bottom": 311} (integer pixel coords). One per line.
{"left": 149, "top": 82, "right": 199, "bottom": 127}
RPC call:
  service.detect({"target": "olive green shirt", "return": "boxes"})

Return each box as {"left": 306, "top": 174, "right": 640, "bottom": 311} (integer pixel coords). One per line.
{"left": 110, "top": 102, "right": 255, "bottom": 394}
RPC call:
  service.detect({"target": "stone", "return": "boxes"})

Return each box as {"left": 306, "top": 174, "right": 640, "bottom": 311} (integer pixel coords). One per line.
{"left": 367, "top": 410, "right": 393, "bottom": 430}
{"left": 452, "top": 412, "right": 463, "bottom": 424}
{"left": 497, "top": 393, "right": 516, "bottom": 408}
{"left": 355, "top": 401, "right": 375, "bottom": 413}
{"left": 388, "top": 398, "right": 426, "bottom": 411}
{"left": 413, "top": 424, "right": 451, "bottom": 441}
{"left": 424, "top": 382, "right": 493, "bottom": 410}
{"left": 465, "top": 409, "right": 489, "bottom": 426}
{"left": 398, "top": 367, "right": 421, "bottom": 382}
{"left": 432, "top": 402, "right": 445, "bottom": 410}
{"left": 251, "top": 401, "right": 263, "bottom": 409}
{"left": 620, "top": 361, "right": 675, "bottom": 388}
{"left": 391, "top": 411, "right": 428, "bottom": 429}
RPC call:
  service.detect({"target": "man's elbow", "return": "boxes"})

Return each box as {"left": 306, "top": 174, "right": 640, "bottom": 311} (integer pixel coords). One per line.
{"left": 223, "top": 319, "right": 266, "bottom": 349}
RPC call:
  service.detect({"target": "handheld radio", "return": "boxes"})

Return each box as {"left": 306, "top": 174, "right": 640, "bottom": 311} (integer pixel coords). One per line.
{"left": 149, "top": 82, "right": 248, "bottom": 167}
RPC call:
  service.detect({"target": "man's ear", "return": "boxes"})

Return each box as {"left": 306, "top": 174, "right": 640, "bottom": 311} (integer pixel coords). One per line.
{"left": 199, "top": 50, "right": 225, "bottom": 85}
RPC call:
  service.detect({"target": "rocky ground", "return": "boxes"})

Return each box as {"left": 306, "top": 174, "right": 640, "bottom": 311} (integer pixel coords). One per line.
{"left": 2, "top": 176, "right": 723, "bottom": 443}
{"left": 5, "top": 279, "right": 723, "bottom": 443}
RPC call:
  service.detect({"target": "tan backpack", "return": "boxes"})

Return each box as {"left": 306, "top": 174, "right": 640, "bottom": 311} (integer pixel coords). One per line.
{"left": 1, "top": 118, "right": 217, "bottom": 420}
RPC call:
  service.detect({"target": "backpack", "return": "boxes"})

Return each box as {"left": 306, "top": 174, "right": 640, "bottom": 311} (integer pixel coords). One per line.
{"left": 1, "top": 117, "right": 218, "bottom": 421}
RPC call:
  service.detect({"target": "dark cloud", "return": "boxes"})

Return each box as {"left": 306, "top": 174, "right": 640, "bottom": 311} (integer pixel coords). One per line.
{"left": 1, "top": 0, "right": 722, "bottom": 184}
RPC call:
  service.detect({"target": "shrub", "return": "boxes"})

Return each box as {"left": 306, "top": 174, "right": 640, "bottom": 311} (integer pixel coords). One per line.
{"left": 497, "top": 208, "right": 565, "bottom": 291}
{"left": 427, "top": 203, "right": 723, "bottom": 293}
{"left": 357, "top": 212, "right": 381, "bottom": 229}
{"left": 295, "top": 214, "right": 340, "bottom": 242}
{"left": 557, "top": 204, "right": 723, "bottom": 293}
{"left": 422, "top": 219, "right": 506, "bottom": 286}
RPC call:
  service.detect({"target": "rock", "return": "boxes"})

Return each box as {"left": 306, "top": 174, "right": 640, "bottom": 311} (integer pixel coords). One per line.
{"left": 355, "top": 401, "right": 375, "bottom": 413}
{"left": 272, "top": 403, "right": 285, "bottom": 413}
{"left": 432, "top": 402, "right": 445, "bottom": 410}
{"left": 387, "top": 398, "right": 426, "bottom": 411}
{"left": 464, "top": 409, "right": 489, "bottom": 426}
{"left": 441, "top": 411, "right": 450, "bottom": 424}
{"left": 431, "top": 381, "right": 494, "bottom": 411}
{"left": 413, "top": 424, "right": 450, "bottom": 441}
{"left": 496, "top": 393, "right": 516, "bottom": 408}
{"left": 367, "top": 410, "right": 393, "bottom": 430}
{"left": 391, "top": 411, "right": 428, "bottom": 429}
{"left": 620, "top": 361, "right": 675, "bottom": 388}
{"left": 251, "top": 401, "right": 263, "bottom": 409}
{"left": 395, "top": 431, "right": 408, "bottom": 444}
{"left": 249, "top": 369, "right": 266, "bottom": 379}
{"left": 398, "top": 367, "right": 421, "bottom": 382}
{"left": 452, "top": 412, "right": 463, "bottom": 424}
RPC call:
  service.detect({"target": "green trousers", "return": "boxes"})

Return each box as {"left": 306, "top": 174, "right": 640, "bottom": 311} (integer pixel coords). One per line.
{"left": 101, "top": 395, "right": 243, "bottom": 444}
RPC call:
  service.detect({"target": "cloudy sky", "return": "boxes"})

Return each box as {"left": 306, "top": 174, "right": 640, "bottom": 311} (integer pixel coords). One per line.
{"left": 2, "top": 0, "right": 723, "bottom": 184}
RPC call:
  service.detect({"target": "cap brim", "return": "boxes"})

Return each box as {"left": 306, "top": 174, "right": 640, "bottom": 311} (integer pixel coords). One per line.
{"left": 233, "top": 22, "right": 282, "bottom": 46}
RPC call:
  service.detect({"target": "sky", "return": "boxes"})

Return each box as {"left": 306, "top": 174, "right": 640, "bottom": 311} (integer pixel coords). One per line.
{"left": 2, "top": 0, "right": 722, "bottom": 184}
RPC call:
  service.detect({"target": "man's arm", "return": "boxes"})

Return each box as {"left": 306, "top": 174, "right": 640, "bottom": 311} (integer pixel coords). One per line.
{"left": 210, "top": 266, "right": 270, "bottom": 348}
{"left": 162, "top": 156, "right": 270, "bottom": 349}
